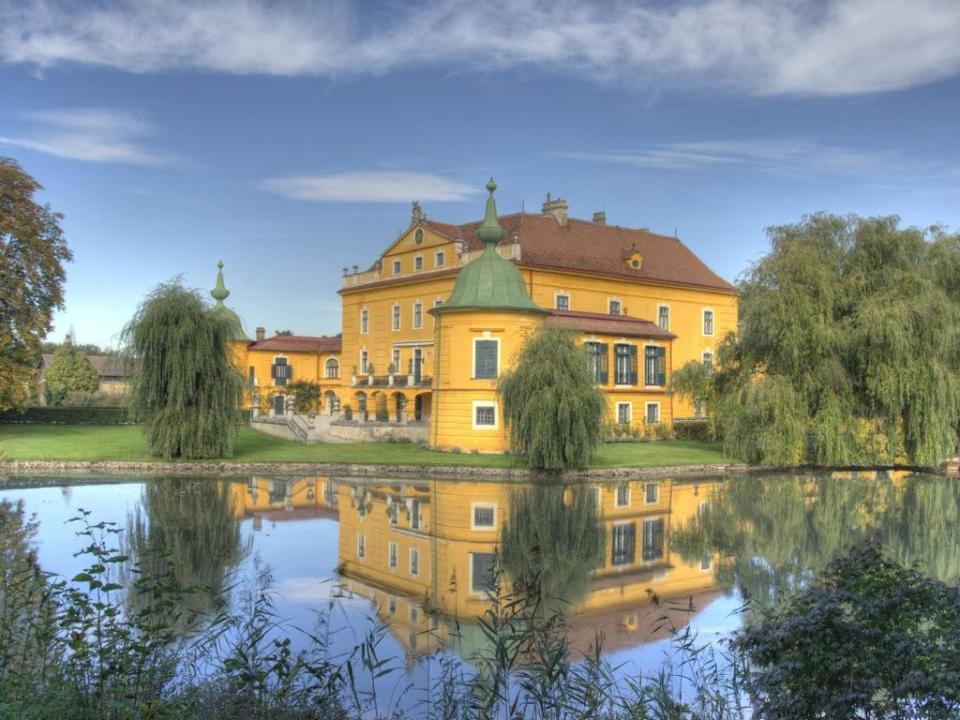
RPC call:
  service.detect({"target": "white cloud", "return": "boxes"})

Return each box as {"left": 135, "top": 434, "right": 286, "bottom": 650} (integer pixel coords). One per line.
{"left": 260, "top": 171, "right": 475, "bottom": 202}
{"left": 554, "top": 140, "right": 906, "bottom": 177}
{"left": 0, "top": 108, "right": 177, "bottom": 165}
{"left": 2, "top": 0, "right": 960, "bottom": 96}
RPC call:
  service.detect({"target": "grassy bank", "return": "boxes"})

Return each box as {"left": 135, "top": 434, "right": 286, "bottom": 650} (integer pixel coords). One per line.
{"left": 0, "top": 424, "right": 728, "bottom": 469}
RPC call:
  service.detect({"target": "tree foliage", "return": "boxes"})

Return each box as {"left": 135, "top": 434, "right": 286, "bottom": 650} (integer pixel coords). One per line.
{"left": 0, "top": 158, "right": 72, "bottom": 412}
{"left": 675, "top": 214, "right": 960, "bottom": 466}
{"left": 123, "top": 280, "right": 243, "bottom": 459}
{"left": 498, "top": 327, "right": 606, "bottom": 470}
{"left": 285, "top": 379, "right": 321, "bottom": 415}
{"left": 671, "top": 472, "right": 960, "bottom": 613}
{"left": 44, "top": 338, "right": 100, "bottom": 405}
{"left": 733, "top": 541, "right": 960, "bottom": 719}
{"left": 500, "top": 485, "right": 604, "bottom": 611}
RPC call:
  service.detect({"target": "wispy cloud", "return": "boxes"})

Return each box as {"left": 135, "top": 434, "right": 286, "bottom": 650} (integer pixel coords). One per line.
{"left": 555, "top": 140, "right": 907, "bottom": 177}
{"left": 0, "top": 108, "right": 178, "bottom": 165}
{"left": 2, "top": 1, "right": 960, "bottom": 96}
{"left": 259, "top": 171, "right": 475, "bottom": 202}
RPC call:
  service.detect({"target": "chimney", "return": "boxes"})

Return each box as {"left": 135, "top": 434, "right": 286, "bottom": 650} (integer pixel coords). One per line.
{"left": 541, "top": 193, "right": 568, "bottom": 227}
{"left": 256, "top": 326, "right": 265, "bottom": 342}
{"left": 592, "top": 211, "right": 606, "bottom": 225}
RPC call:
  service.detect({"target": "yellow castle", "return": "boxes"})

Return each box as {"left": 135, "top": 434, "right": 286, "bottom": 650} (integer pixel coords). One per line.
{"left": 217, "top": 179, "right": 737, "bottom": 452}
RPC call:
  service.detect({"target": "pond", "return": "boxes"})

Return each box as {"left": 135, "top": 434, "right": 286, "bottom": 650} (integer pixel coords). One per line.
{"left": 2, "top": 470, "right": 958, "bottom": 713}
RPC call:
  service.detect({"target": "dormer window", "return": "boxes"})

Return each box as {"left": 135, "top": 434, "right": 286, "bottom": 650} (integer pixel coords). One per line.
{"left": 414, "top": 256, "right": 424, "bottom": 271}
{"left": 393, "top": 259, "right": 401, "bottom": 274}
{"left": 626, "top": 252, "right": 644, "bottom": 270}
{"left": 435, "top": 251, "right": 445, "bottom": 267}
{"left": 609, "top": 299, "right": 622, "bottom": 316}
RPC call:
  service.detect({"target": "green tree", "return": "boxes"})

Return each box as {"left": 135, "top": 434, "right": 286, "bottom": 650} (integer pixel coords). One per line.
{"left": 44, "top": 338, "right": 100, "bottom": 405}
{"left": 675, "top": 214, "right": 960, "bottom": 466}
{"left": 0, "top": 158, "right": 72, "bottom": 412}
{"left": 734, "top": 542, "right": 960, "bottom": 719}
{"left": 125, "top": 478, "right": 250, "bottom": 633}
{"left": 500, "top": 484, "right": 604, "bottom": 611}
{"left": 285, "top": 379, "right": 321, "bottom": 415}
{"left": 498, "top": 327, "right": 605, "bottom": 470}
{"left": 123, "top": 280, "right": 243, "bottom": 459}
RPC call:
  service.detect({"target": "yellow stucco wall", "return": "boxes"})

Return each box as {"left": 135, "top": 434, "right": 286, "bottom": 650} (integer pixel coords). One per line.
{"left": 430, "top": 308, "right": 541, "bottom": 452}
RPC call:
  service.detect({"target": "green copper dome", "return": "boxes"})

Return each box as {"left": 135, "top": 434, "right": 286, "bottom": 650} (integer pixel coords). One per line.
{"left": 435, "top": 179, "right": 546, "bottom": 315}
{"left": 210, "top": 261, "right": 252, "bottom": 341}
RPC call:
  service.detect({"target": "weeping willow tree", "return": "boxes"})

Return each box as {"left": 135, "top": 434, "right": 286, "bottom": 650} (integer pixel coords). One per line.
{"left": 499, "top": 484, "right": 604, "bottom": 612}
{"left": 671, "top": 472, "right": 960, "bottom": 620}
{"left": 674, "top": 214, "right": 960, "bottom": 466}
{"left": 123, "top": 281, "right": 243, "bottom": 459}
{"left": 498, "top": 327, "right": 606, "bottom": 470}
{"left": 124, "top": 479, "right": 250, "bottom": 633}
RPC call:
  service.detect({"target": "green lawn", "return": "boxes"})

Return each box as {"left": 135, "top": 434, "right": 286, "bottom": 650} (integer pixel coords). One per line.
{"left": 0, "top": 424, "right": 728, "bottom": 469}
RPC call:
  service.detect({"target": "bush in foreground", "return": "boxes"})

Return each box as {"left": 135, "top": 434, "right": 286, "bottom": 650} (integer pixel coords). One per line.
{"left": 735, "top": 540, "right": 960, "bottom": 719}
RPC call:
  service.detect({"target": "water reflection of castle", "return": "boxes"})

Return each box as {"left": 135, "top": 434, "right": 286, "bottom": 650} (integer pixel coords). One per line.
{"left": 335, "top": 477, "right": 722, "bottom": 661}
{"left": 224, "top": 475, "right": 724, "bottom": 662}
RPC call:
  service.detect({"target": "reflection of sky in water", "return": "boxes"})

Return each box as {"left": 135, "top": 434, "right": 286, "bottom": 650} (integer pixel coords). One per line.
{"left": 0, "top": 476, "right": 743, "bottom": 710}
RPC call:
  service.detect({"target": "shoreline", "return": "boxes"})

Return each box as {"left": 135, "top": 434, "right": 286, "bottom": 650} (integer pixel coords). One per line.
{"left": 0, "top": 459, "right": 944, "bottom": 482}
{"left": 0, "top": 458, "right": 756, "bottom": 481}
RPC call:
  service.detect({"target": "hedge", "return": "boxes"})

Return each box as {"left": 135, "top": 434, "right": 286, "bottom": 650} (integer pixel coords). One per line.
{"left": 673, "top": 418, "right": 712, "bottom": 442}
{"left": 0, "top": 407, "right": 252, "bottom": 425}
{"left": 0, "top": 406, "right": 132, "bottom": 425}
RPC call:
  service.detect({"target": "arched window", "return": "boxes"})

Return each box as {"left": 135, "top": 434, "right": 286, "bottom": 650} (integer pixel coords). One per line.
{"left": 325, "top": 358, "right": 339, "bottom": 379}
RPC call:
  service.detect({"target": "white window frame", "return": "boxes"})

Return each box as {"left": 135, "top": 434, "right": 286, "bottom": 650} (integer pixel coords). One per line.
{"left": 608, "top": 297, "right": 623, "bottom": 316}
{"left": 360, "top": 307, "right": 369, "bottom": 334}
{"left": 554, "top": 292, "right": 571, "bottom": 311}
{"left": 472, "top": 400, "right": 498, "bottom": 430}
{"left": 392, "top": 304, "right": 401, "bottom": 331}
{"left": 357, "top": 533, "right": 366, "bottom": 559}
{"left": 644, "top": 482, "right": 659, "bottom": 505}
{"left": 615, "top": 484, "right": 631, "bottom": 508}
{"left": 392, "top": 259, "right": 401, "bottom": 275}
{"left": 702, "top": 350, "right": 714, "bottom": 376}
{"left": 392, "top": 348, "right": 400, "bottom": 372}
{"left": 644, "top": 342, "right": 667, "bottom": 388}
{"left": 472, "top": 336, "right": 501, "bottom": 380}
{"left": 702, "top": 308, "right": 715, "bottom": 337}
{"left": 410, "top": 547, "right": 420, "bottom": 576}
{"left": 388, "top": 541, "right": 398, "bottom": 570}
{"left": 470, "top": 502, "right": 497, "bottom": 531}
{"left": 611, "top": 520, "right": 635, "bottom": 566}
{"left": 435, "top": 250, "right": 445, "bottom": 268}
{"left": 645, "top": 401, "right": 661, "bottom": 425}
{"left": 414, "top": 254, "right": 424, "bottom": 272}
{"left": 360, "top": 349, "right": 369, "bottom": 375}
{"left": 616, "top": 401, "right": 632, "bottom": 426}
{"left": 413, "top": 300, "right": 423, "bottom": 330}
{"left": 272, "top": 355, "right": 290, "bottom": 388}
{"left": 469, "top": 551, "right": 497, "bottom": 596}
{"left": 657, "top": 304, "right": 670, "bottom": 332}
{"left": 325, "top": 357, "right": 339, "bottom": 379}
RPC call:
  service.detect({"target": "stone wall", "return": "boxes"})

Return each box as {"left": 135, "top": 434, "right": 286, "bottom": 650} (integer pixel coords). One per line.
{"left": 329, "top": 422, "right": 429, "bottom": 444}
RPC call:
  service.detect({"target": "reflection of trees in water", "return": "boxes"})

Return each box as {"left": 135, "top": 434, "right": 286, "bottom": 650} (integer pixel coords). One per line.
{"left": 125, "top": 479, "right": 251, "bottom": 630}
{"left": 672, "top": 473, "right": 960, "bottom": 612}
{"left": 500, "top": 485, "right": 604, "bottom": 612}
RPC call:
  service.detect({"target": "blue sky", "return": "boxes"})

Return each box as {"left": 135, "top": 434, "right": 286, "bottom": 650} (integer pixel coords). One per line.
{"left": 2, "top": 0, "right": 960, "bottom": 347}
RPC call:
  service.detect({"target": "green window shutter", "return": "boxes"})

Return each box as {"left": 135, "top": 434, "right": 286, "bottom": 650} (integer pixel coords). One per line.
{"left": 656, "top": 348, "right": 666, "bottom": 386}
{"left": 629, "top": 346, "right": 638, "bottom": 385}
{"left": 599, "top": 343, "right": 609, "bottom": 384}
{"left": 475, "top": 340, "right": 498, "bottom": 379}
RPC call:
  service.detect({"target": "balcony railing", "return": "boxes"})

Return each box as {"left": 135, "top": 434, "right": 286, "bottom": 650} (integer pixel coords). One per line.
{"left": 351, "top": 373, "right": 432, "bottom": 388}
{"left": 341, "top": 243, "right": 522, "bottom": 289}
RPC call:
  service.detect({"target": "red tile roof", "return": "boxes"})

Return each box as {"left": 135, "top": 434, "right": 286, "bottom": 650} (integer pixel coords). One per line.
{"left": 546, "top": 310, "right": 675, "bottom": 340}
{"left": 426, "top": 213, "right": 734, "bottom": 292}
{"left": 248, "top": 335, "right": 342, "bottom": 354}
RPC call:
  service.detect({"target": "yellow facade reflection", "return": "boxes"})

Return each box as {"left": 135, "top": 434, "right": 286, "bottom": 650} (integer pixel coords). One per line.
{"left": 336, "top": 477, "right": 721, "bottom": 659}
